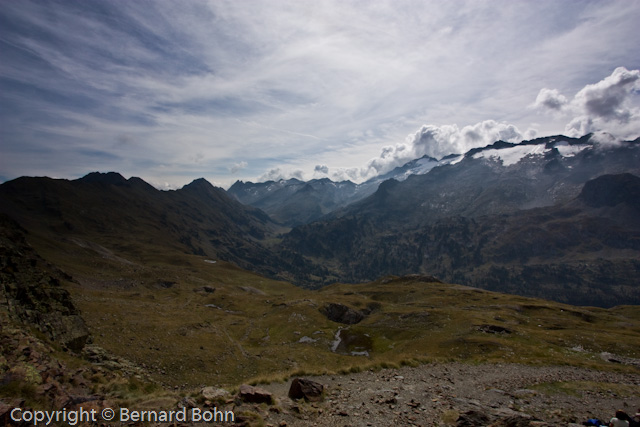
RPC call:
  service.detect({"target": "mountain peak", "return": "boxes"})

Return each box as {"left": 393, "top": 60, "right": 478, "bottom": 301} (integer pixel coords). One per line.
{"left": 182, "top": 178, "right": 215, "bottom": 191}
{"left": 77, "top": 171, "right": 127, "bottom": 185}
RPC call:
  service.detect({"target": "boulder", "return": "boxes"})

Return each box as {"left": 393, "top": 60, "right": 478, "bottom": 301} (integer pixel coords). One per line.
{"left": 201, "top": 386, "right": 230, "bottom": 401}
{"left": 238, "top": 384, "right": 272, "bottom": 404}
{"left": 288, "top": 378, "right": 324, "bottom": 402}
{"left": 178, "top": 397, "right": 197, "bottom": 409}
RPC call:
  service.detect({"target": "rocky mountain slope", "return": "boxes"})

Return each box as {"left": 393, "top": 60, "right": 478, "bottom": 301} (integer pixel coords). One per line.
{"left": 228, "top": 178, "right": 371, "bottom": 227}
{"left": 273, "top": 134, "right": 640, "bottom": 306}
{"left": 0, "top": 214, "right": 90, "bottom": 352}
{"left": 322, "top": 135, "right": 640, "bottom": 227}
{"left": 0, "top": 214, "right": 153, "bottom": 418}
{"left": 279, "top": 173, "right": 640, "bottom": 306}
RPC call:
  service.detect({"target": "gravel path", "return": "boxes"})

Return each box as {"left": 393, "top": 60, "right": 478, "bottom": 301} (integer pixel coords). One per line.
{"left": 239, "top": 363, "right": 640, "bottom": 426}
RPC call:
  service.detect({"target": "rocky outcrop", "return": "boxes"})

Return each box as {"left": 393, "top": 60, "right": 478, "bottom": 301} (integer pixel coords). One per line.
{"left": 0, "top": 214, "right": 90, "bottom": 352}
{"left": 319, "top": 303, "right": 364, "bottom": 324}
{"left": 238, "top": 384, "right": 273, "bottom": 404}
{"left": 201, "top": 386, "right": 230, "bottom": 402}
{"left": 82, "top": 345, "right": 145, "bottom": 377}
{"left": 0, "top": 309, "right": 111, "bottom": 419}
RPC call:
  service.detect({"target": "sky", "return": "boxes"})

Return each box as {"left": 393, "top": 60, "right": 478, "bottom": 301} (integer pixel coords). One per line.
{"left": 1, "top": 0, "right": 639, "bottom": 189}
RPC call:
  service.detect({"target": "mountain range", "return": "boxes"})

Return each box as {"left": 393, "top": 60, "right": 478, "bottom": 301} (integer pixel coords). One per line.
{"left": 1, "top": 133, "right": 639, "bottom": 307}
{"left": 231, "top": 134, "right": 639, "bottom": 226}
{"left": 276, "top": 134, "right": 640, "bottom": 306}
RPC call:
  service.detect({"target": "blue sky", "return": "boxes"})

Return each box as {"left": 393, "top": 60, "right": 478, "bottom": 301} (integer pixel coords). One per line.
{"left": 1, "top": 0, "right": 639, "bottom": 189}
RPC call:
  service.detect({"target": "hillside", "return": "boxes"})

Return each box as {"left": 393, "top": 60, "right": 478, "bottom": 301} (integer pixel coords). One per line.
{"left": 1, "top": 197, "right": 639, "bottom": 426}
{"left": 0, "top": 172, "right": 295, "bottom": 280}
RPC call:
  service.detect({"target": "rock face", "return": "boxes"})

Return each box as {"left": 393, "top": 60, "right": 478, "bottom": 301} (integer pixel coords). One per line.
{"left": 319, "top": 303, "right": 364, "bottom": 324}
{"left": 0, "top": 214, "right": 90, "bottom": 352}
{"left": 288, "top": 378, "right": 324, "bottom": 402}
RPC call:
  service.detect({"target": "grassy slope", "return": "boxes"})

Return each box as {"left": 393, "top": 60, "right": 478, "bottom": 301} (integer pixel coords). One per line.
{"left": 31, "top": 232, "right": 640, "bottom": 390}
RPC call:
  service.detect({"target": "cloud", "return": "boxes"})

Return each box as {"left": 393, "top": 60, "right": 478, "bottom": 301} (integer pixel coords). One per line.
{"left": 573, "top": 66, "right": 639, "bottom": 122}
{"left": 229, "top": 161, "right": 248, "bottom": 174}
{"left": 535, "top": 67, "right": 640, "bottom": 139}
{"left": 313, "top": 165, "right": 329, "bottom": 175}
{"left": 360, "top": 120, "right": 534, "bottom": 178}
{"left": 534, "top": 88, "right": 568, "bottom": 111}
{"left": 259, "top": 167, "right": 304, "bottom": 182}
{"left": 330, "top": 167, "right": 361, "bottom": 183}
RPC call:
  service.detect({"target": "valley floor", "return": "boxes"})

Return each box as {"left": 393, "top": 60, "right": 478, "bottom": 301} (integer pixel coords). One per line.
{"left": 235, "top": 362, "right": 639, "bottom": 426}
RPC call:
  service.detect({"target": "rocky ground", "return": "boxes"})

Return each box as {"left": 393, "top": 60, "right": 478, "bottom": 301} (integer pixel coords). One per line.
{"left": 2, "top": 316, "right": 638, "bottom": 427}
{"left": 229, "top": 362, "right": 639, "bottom": 427}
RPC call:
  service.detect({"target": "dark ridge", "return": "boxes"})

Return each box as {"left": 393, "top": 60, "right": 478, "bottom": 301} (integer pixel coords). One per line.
{"left": 77, "top": 171, "right": 127, "bottom": 185}
{"left": 465, "top": 140, "right": 516, "bottom": 158}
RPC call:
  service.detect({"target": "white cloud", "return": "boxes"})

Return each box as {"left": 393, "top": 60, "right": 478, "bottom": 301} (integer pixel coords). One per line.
{"left": 535, "top": 67, "right": 640, "bottom": 139}
{"left": 330, "top": 167, "right": 361, "bottom": 183}
{"left": 534, "top": 88, "right": 568, "bottom": 111}
{"left": 229, "top": 161, "right": 248, "bottom": 174}
{"left": 360, "top": 120, "right": 534, "bottom": 178}
{"left": 573, "top": 66, "right": 640, "bottom": 122}
{"left": 313, "top": 165, "right": 329, "bottom": 177}
{"left": 259, "top": 167, "right": 304, "bottom": 182}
